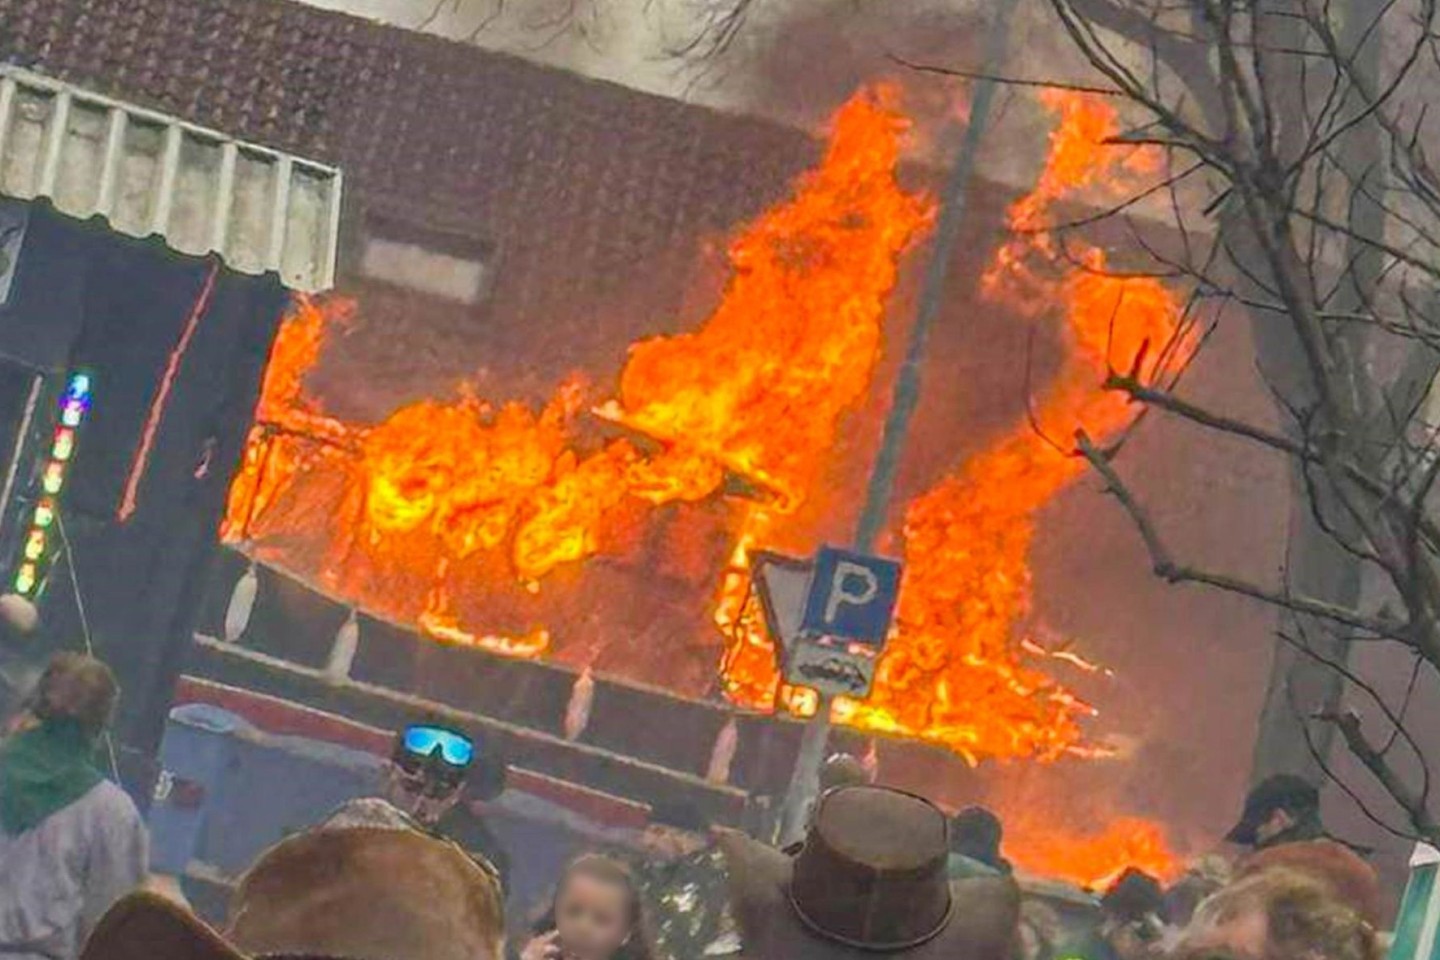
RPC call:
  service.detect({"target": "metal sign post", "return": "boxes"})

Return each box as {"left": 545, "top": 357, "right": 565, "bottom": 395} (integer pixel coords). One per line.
{"left": 772, "top": 0, "right": 1019, "bottom": 846}
{"left": 774, "top": 548, "right": 900, "bottom": 845}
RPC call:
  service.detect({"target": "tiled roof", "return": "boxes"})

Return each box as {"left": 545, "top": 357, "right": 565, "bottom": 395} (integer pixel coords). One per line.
{"left": 0, "top": 0, "right": 817, "bottom": 409}
{"left": 0, "top": 65, "right": 342, "bottom": 291}
{"left": 0, "top": 0, "right": 360, "bottom": 162}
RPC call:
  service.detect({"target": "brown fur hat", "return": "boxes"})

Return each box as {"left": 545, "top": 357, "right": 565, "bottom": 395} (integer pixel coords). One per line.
{"left": 81, "top": 820, "right": 504, "bottom": 960}
{"left": 1236, "top": 838, "right": 1382, "bottom": 927}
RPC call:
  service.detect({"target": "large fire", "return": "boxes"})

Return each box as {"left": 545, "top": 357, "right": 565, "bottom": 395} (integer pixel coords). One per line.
{"left": 224, "top": 86, "right": 929, "bottom": 653}
{"left": 718, "top": 90, "right": 1187, "bottom": 765}
{"left": 852, "top": 91, "right": 1186, "bottom": 753}
{"left": 223, "top": 86, "right": 1187, "bottom": 887}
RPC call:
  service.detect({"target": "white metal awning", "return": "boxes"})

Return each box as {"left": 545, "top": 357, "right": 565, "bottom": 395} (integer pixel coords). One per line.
{"left": 0, "top": 66, "right": 342, "bottom": 293}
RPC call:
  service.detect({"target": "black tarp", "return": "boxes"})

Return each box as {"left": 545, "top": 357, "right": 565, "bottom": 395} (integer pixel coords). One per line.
{"left": 3, "top": 203, "right": 288, "bottom": 803}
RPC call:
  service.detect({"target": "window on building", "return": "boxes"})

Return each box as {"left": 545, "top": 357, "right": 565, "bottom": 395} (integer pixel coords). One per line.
{"left": 358, "top": 213, "right": 494, "bottom": 306}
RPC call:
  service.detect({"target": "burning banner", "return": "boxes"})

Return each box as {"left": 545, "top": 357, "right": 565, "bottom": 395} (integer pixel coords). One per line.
{"left": 223, "top": 87, "right": 930, "bottom": 660}
{"left": 220, "top": 82, "right": 1190, "bottom": 892}
{"left": 223, "top": 87, "right": 1186, "bottom": 794}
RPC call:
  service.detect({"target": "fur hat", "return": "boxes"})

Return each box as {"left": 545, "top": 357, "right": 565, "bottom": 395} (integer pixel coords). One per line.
{"left": 1236, "top": 838, "right": 1382, "bottom": 927}
{"left": 81, "top": 821, "right": 504, "bottom": 960}
{"left": 720, "top": 786, "right": 1020, "bottom": 960}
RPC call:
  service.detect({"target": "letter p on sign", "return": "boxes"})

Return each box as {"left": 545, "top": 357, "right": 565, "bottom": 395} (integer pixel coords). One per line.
{"left": 801, "top": 546, "right": 902, "bottom": 648}
{"left": 826, "top": 562, "right": 878, "bottom": 624}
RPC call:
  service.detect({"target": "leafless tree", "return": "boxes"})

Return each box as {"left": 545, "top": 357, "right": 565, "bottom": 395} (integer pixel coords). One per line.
{"left": 986, "top": 0, "right": 1440, "bottom": 844}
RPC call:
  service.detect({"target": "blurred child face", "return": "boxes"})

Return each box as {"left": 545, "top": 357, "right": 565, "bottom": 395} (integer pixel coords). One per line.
{"left": 2, "top": 709, "right": 36, "bottom": 737}
{"left": 555, "top": 873, "right": 632, "bottom": 960}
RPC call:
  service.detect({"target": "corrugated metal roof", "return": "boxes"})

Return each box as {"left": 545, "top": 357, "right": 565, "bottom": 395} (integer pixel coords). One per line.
{"left": 0, "top": 66, "right": 341, "bottom": 292}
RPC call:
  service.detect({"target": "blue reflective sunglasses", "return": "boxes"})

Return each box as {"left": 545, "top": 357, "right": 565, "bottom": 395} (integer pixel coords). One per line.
{"left": 401, "top": 724, "right": 474, "bottom": 768}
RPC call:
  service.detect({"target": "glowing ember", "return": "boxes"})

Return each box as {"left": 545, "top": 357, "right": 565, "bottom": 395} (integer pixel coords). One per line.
{"left": 1007, "top": 816, "right": 1182, "bottom": 890}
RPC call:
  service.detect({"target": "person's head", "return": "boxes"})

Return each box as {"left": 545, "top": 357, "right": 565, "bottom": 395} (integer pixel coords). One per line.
{"left": 1177, "top": 868, "right": 1379, "bottom": 960}
{"left": 718, "top": 786, "right": 1020, "bottom": 960}
{"left": 639, "top": 800, "right": 708, "bottom": 861}
{"left": 536, "top": 854, "right": 653, "bottom": 960}
{"left": 1226, "top": 776, "right": 1321, "bottom": 850}
{"left": 229, "top": 820, "right": 505, "bottom": 960}
{"left": 80, "top": 821, "right": 507, "bottom": 960}
{"left": 386, "top": 722, "right": 475, "bottom": 825}
{"left": 950, "top": 806, "right": 1005, "bottom": 867}
{"left": 27, "top": 652, "right": 117, "bottom": 739}
{"left": 1100, "top": 869, "right": 1167, "bottom": 960}
{"left": 819, "top": 753, "right": 870, "bottom": 794}
{"left": 0, "top": 594, "right": 38, "bottom": 645}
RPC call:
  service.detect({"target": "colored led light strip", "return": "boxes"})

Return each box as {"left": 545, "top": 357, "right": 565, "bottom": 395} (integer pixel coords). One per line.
{"left": 13, "top": 373, "right": 92, "bottom": 597}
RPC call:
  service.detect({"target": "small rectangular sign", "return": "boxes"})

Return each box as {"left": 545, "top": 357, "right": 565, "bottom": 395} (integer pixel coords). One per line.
{"left": 784, "top": 636, "right": 876, "bottom": 698}
{"left": 800, "top": 546, "right": 902, "bottom": 647}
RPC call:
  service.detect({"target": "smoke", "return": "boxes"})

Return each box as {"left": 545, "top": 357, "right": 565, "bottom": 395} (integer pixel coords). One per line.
{"left": 732, "top": 0, "right": 985, "bottom": 132}
{"left": 714, "top": 0, "right": 1091, "bottom": 179}
{"left": 311, "top": 0, "right": 1085, "bottom": 182}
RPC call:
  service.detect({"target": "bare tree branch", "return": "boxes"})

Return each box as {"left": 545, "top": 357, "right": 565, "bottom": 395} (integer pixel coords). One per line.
{"left": 1076, "top": 430, "right": 1410, "bottom": 637}
{"left": 1035, "top": 0, "right": 1440, "bottom": 836}
{"left": 1320, "top": 708, "right": 1440, "bottom": 839}
{"left": 886, "top": 53, "right": 1125, "bottom": 96}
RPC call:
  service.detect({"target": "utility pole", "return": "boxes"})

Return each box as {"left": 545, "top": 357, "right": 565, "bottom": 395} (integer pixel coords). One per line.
{"left": 775, "top": 0, "right": 1019, "bottom": 846}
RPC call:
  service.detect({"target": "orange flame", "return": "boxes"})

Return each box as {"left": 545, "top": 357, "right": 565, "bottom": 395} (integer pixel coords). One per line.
{"left": 719, "top": 90, "right": 1189, "bottom": 769}
{"left": 614, "top": 85, "right": 930, "bottom": 506}
{"left": 876, "top": 90, "right": 1188, "bottom": 885}
{"left": 223, "top": 87, "right": 930, "bottom": 656}
{"left": 220, "top": 296, "right": 353, "bottom": 544}
{"left": 860, "top": 90, "right": 1185, "bottom": 753}
{"left": 221, "top": 86, "right": 1187, "bottom": 853}
{"left": 1007, "top": 816, "right": 1183, "bottom": 890}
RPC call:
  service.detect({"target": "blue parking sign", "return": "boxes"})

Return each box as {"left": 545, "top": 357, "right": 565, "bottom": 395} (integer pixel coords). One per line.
{"left": 800, "top": 546, "right": 902, "bottom": 647}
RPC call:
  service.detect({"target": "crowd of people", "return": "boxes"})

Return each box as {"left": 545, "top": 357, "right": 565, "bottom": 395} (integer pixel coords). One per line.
{"left": 0, "top": 653, "right": 1392, "bottom": 960}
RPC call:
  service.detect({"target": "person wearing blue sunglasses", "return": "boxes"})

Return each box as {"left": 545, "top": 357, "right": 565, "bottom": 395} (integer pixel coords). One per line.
{"left": 381, "top": 721, "right": 511, "bottom": 890}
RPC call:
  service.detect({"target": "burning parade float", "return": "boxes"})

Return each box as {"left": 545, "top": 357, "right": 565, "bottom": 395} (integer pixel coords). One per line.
{"left": 210, "top": 82, "right": 1191, "bottom": 893}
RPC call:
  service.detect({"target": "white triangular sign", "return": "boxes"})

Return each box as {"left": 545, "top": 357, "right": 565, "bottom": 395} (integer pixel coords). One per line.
{"left": 752, "top": 552, "right": 813, "bottom": 655}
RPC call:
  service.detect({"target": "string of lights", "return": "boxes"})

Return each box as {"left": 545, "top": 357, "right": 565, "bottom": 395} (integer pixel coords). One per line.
{"left": 14, "top": 371, "right": 92, "bottom": 598}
